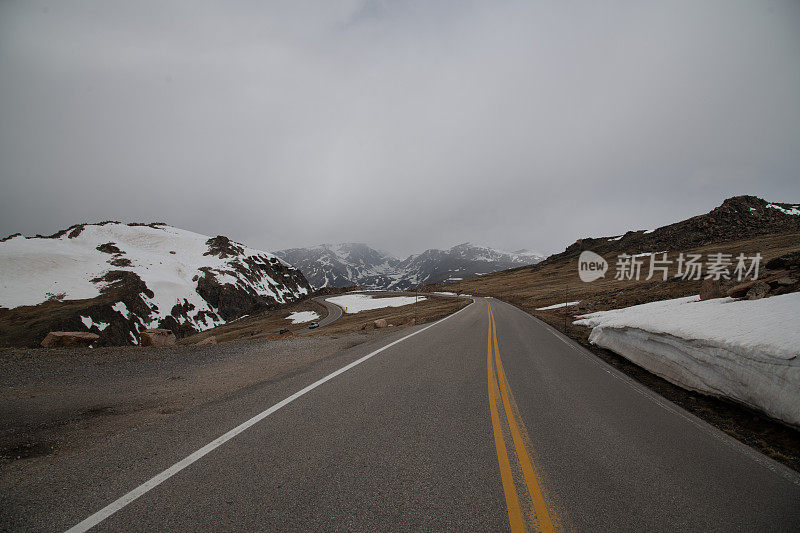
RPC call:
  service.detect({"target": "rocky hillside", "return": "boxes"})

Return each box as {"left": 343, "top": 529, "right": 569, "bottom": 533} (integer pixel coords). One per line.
{"left": 0, "top": 222, "right": 311, "bottom": 347}
{"left": 275, "top": 243, "right": 544, "bottom": 290}
{"left": 541, "top": 195, "right": 800, "bottom": 267}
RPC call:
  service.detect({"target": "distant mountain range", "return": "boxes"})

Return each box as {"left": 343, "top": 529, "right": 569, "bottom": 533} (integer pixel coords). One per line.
{"left": 275, "top": 243, "right": 544, "bottom": 290}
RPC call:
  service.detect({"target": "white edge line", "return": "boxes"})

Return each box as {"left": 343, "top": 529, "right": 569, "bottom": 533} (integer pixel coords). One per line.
{"left": 65, "top": 300, "right": 473, "bottom": 533}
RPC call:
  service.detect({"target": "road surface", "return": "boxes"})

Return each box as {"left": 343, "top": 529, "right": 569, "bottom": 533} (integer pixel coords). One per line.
{"left": 4, "top": 298, "right": 799, "bottom": 531}
{"left": 309, "top": 296, "right": 344, "bottom": 329}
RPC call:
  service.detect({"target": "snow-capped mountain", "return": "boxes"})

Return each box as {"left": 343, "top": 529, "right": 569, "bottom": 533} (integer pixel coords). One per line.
{"left": 275, "top": 242, "right": 544, "bottom": 290}
{"left": 275, "top": 243, "right": 404, "bottom": 289}
{"left": 398, "top": 243, "right": 545, "bottom": 287}
{"left": 0, "top": 222, "right": 311, "bottom": 346}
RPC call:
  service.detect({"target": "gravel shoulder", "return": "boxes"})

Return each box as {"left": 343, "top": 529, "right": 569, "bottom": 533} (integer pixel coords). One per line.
{"left": 0, "top": 328, "right": 408, "bottom": 471}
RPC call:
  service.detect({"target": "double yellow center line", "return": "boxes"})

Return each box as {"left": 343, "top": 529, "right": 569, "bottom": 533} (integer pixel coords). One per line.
{"left": 487, "top": 304, "right": 555, "bottom": 532}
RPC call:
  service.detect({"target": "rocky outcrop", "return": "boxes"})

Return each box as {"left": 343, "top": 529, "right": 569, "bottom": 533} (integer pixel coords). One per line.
{"left": 140, "top": 329, "right": 176, "bottom": 347}
{"left": 745, "top": 281, "right": 770, "bottom": 300}
{"left": 41, "top": 331, "right": 99, "bottom": 348}
{"left": 539, "top": 196, "right": 800, "bottom": 268}
{"left": 699, "top": 279, "right": 726, "bottom": 300}
{"left": 727, "top": 281, "right": 757, "bottom": 298}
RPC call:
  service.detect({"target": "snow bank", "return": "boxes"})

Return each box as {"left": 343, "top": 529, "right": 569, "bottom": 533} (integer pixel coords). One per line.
{"left": 536, "top": 300, "right": 581, "bottom": 310}
{"left": 286, "top": 311, "right": 319, "bottom": 324}
{"left": 327, "top": 294, "right": 426, "bottom": 314}
{"left": 574, "top": 294, "right": 800, "bottom": 426}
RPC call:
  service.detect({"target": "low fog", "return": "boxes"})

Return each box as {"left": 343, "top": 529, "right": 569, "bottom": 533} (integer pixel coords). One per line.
{"left": 1, "top": 1, "right": 799, "bottom": 256}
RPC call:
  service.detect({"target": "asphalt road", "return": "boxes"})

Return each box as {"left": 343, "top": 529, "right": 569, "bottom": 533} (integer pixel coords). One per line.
{"left": 309, "top": 296, "right": 343, "bottom": 329}
{"left": 4, "top": 298, "right": 799, "bottom": 531}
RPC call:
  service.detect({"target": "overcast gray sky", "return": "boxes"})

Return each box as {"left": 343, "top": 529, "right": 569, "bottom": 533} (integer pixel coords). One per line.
{"left": 1, "top": 1, "right": 799, "bottom": 257}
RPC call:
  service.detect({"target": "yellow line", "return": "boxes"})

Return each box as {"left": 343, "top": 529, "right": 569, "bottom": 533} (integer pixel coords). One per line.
{"left": 491, "top": 306, "right": 556, "bottom": 533}
{"left": 488, "top": 307, "right": 524, "bottom": 532}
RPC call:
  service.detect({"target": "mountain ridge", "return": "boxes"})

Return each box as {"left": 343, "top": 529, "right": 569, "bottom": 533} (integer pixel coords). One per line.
{"left": 275, "top": 242, "right": 545, "bottom": 290}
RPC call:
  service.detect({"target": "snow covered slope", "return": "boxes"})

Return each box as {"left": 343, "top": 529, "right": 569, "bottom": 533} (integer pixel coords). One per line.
{"left": 574, "top": 294, "right": 800, "bottom": 427}
{"left": 0, "top": 222, "right": 310, "bottom": 346}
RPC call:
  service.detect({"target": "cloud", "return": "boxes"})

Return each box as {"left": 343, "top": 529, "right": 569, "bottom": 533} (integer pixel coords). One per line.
{"left": 1, "top": 0, "right": 799, "bottom": 257}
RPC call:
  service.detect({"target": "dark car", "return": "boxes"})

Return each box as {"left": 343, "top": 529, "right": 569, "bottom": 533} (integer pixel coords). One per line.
{"left": 308, "top": 322, "right": 319, "bottom": 329}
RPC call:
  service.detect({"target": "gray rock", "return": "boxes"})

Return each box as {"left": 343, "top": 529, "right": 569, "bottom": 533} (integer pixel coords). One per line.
{"left": 41, "top": 331, "right": 99, "bottom": 348}
{"left": 745, "top": 281, "right": 770, "bottom": 300}
{"left": 700, "top": 278, "right": 726, "bottom": 300}
{"left": 140, "top": 328, "right": 177, "bottom": 347}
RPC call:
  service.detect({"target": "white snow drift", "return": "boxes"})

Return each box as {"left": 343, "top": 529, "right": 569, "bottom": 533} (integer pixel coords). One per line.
{"left": 536, "top": 300, "right": 581, "bottom": 310}
{"left": 326, "top": 294, "right": 426, "bottom": 314}
{"left": 574, "top": 294, "right": 800, "bottom": 427}
{"left": 285, "top": 311, "right": 319, "bottom": 324}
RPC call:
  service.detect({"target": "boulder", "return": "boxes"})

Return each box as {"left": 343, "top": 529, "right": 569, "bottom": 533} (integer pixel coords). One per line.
{"left": 401, "top": 316, "right": 416, "bottom": 326}
{"left": 699, "top": 278, "right": 726, "bottom": 300}
{"left": 41, "top": 331, "right": 99, "bottom": 348}
{"left": 373, "top": 318, "right": 388, "bottom": 329}
{"left": 765, "top": 252, "right": 800, "bottom": 270}
{"left": 196, "top": 336, "right": 217, "bottom": 346}
{"left": 745, "top": 281, "right": 770, "bottom": 300}
{"left": 773, "top": 276, "right": 798, "bottom": 286}
{"left": 140, "top": 328, "right": 177, "bottom": 347}
{"left": 727, "top": 281, "right": 756, "bottom": 299}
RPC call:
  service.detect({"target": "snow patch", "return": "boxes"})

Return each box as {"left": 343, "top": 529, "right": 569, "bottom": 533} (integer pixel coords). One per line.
{"left": 79, "top": 315, "right": 110, "bottom": 331}
{"left": 286, "top": 311, "right": 319, "bottom": 324}
{"left": 327, "top": 294, "right": 426, "bottom": 314}
{"left": 111, "top": 301, "right": 130, "bottom": 319}
{"left": 766, "top": 203, "right": 800, "bottom": 216}
{"left": 536, "top": 301, "right": 581, "bottom": 310}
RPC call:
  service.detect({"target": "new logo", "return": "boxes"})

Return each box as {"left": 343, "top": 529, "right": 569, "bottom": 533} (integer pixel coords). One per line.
{"left": 578, "top": 251, "right": 608, "bottom": 282}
